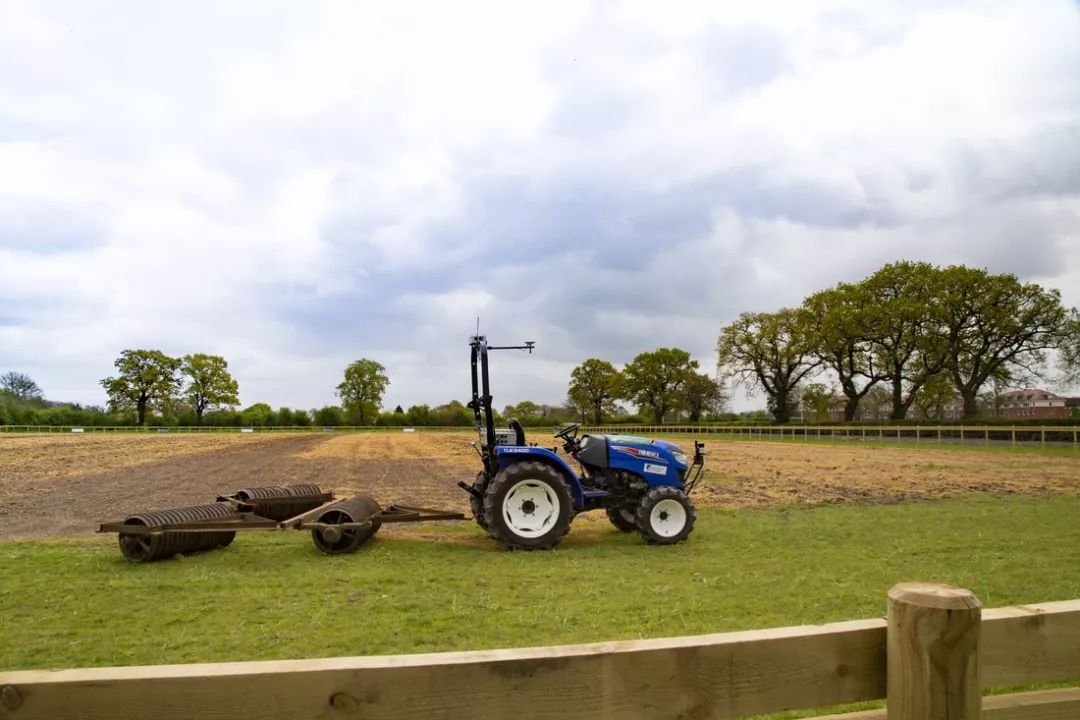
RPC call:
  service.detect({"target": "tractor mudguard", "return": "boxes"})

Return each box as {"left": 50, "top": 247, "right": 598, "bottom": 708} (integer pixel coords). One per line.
{"left": 494, "top": 446, "right": 586, "bottom": 507}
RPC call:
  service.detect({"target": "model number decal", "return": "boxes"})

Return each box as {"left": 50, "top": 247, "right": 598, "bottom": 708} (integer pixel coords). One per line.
{"left": 501, "top": 448, "right": 532, "bottom": 453}
{"left": 643, "top": 463, "right": 667, "bottom": 475}
{"left": 612, "top": 445, "right": 661, "bottom": 460}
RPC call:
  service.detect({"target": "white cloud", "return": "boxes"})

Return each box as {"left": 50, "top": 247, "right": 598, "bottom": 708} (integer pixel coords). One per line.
{"left": 1, "top": 0, "right": 1079, "bottom": 412}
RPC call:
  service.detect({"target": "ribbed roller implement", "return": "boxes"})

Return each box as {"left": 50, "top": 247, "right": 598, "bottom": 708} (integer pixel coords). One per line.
{"left": 229, "top": 484, "right": 328, "bottom": 521}
{"left": 309, "top": 494, "right": 382, "bottom": 554}
{"left": 118, "top": 502, "right": 237, "bottom": 563}
{"left": 99, "top": 484, "right": 465, "bottom": 562}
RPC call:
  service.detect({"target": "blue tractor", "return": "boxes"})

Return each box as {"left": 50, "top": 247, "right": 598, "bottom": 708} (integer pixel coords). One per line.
{"left": 458, "top": 336, "right": 705, "bottom": 550}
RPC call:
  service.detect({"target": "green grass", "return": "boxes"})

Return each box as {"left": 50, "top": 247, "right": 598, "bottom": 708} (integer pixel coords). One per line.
{"left": 2, "top": 495, "right": 1079, "bottom": 675}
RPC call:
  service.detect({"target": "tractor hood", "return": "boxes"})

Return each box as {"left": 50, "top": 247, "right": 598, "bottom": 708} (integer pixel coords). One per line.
{"left": 603, "top": 435, "right": 688, "bottom": 469}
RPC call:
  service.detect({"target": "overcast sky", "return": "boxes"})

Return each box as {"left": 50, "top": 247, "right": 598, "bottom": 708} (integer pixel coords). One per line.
{"left": 2, "top": 0, "right": 1079, "bottom": 413}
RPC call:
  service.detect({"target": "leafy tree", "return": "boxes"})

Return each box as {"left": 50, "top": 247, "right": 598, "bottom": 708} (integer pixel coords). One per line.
{"left": 1059, "top": 315, "right": 1080, "bottom": 387}
{"left": 314, "top": 405, "right": 344, "bottom": 426}
{"left": 336, "top": 359, "right": 390, "bottom": 426}
{"left": 911, "top": 372, "right": 959, "bottom": 420}
{"left": 622, "top": 347, "right": 698, "bottom": 424}
{"left": 911, "top": 371, "right": 959, "bottom": 420}
{"left": 240, "top": 403, "right": 274, "bottom": 426}
{"left": 800, "top": 382, "right": 836, "bottom": 423}
{"left": 681, "top": 371, "right": 725, "bottom": 422}
{"left": 567, "top": 359, "right": 623, "bottom": 424}
{"left": 505, "top": 400, "right": 540, "bottom": 421}
{"left": 717, "top": 310, "right": 820, "bottom": 424}
{"left": 860, "top": 261, "right": 947, "bottom": 420}
{"left": 180, "top": 354, "right": 240, "bottom": 424}
{"left": 859, "top": 386, "right": 893, "bottom": 421}
{"left": 802, "top": 283, "right": 886, "bottom": 421}
{"left": 406, "top": 404, "right": 431, "bottom": 426}
{"left": 100, "top": 350, "right": 182, "bottom": 426}
{"left": 0, "top": 371, "right": 43, "bottom": 400}
{"left": 937, "top": 266, "right": 1076, "bottom": 419}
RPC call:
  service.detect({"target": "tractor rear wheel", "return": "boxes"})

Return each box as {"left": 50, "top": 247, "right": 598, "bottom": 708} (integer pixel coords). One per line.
{"left": 636, "top": 486, "right": 695, "bottom": 545}
{"left": 605, "top": 506, "right": 637, "bottom": 532}
{"left": 482, "top": 461, "right": 572, "bottom": 550}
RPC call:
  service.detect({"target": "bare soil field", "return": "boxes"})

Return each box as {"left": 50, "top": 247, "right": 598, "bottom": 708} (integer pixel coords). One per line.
{"left": 1, "top": 432, "right": 1078, "bottom": 539}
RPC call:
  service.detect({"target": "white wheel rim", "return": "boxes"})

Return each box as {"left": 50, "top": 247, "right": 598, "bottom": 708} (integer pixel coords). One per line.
{"left": 503, "top": 480, "right": 560, "bottom": 539}
{"left": 649, "top": 498, "right": 687, "bottom": 538}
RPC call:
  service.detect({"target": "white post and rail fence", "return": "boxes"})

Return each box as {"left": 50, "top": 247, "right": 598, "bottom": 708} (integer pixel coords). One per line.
{"left": 1, "top": 424, "right": 1079, "bottom": 447}
{"left": 1, "top": 583, "right": 1077, "bottom": 719}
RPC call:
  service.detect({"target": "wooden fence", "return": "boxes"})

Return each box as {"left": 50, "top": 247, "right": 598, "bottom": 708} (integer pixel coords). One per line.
{"left": 0, "top": 583, "right": 1076, "bottom": 719}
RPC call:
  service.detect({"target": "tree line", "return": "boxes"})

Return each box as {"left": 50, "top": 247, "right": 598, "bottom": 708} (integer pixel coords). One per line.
{"left": 564, "top": 348, "right": 724, "bottom": 424}
{"left": 5, "top": 262, "right": 1077, "bottom": 428}
{"left": 718, "top": 261, "right": 1080, "bottom": 423}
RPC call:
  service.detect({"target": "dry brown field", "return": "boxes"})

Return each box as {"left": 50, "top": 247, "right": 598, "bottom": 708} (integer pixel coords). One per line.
{"left": 1, "top": 431, "right": 1078, "bottom": 539}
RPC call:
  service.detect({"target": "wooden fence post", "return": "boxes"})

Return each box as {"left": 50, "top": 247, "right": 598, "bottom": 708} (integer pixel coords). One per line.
{"left": 887, "top": 582, "right": 981, "bottom": 720}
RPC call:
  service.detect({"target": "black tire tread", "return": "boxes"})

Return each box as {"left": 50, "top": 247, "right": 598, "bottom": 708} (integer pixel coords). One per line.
{"left": 482, "top": 461, "right": 572, "bottom": 551}
{"left": 635, "top": 486, "right": 696, "bottom": 545}
{"left": 605, "top": 506, "right": 638, "bottom": 532}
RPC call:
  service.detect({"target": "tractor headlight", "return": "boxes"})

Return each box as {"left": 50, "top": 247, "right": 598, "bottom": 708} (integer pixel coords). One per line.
{"left": 672, "top": 451, "right": 687, "bottom": 466}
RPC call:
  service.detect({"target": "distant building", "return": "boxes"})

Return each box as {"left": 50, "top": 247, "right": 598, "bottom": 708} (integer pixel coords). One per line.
{"left": 997, "top": 389, "right": 1070, "bottom": 419}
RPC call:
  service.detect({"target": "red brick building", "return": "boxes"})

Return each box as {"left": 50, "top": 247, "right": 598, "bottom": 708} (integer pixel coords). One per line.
{"left": 997, "top": 389, "right": 1070, "bottom": 419}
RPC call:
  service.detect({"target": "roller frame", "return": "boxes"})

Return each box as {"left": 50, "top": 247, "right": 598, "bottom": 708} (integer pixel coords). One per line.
{"left": 98, "top": 501, "right": 465, "bottom": 536}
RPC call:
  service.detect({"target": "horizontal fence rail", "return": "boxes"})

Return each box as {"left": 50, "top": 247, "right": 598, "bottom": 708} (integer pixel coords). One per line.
{"left": 0, "top": 589, "right": 1076, "bottom": 720}
{"left": 1, "top": 424, "right": 1079, "bottom": 447}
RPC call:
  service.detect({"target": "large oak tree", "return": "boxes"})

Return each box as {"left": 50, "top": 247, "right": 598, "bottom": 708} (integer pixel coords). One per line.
{"left": 937, "top": 266, "right": 1076, "bottom": 419}
{"left": 336, "top": 359, "right": 390, "bottom": 425}
{"left": 0, "top": 371, "right": 43, "bottom": 401}
{"left": 100, "top": 350, "right": 182, "bottom": 425}
{"left": 860, "top": 261, "right": 947, "bottom": 420}
{"left": 802, "top": 283, "right": 886, "bottom": 421}
{"left": 567, "top": 358, "right": 623, "bottom": 424}
{"left": 622, "top": 348, "right": 698, "bottom": 424}
{"left": 717, "top": 309, "right": 820, "bottom": 423}
{"left": 181, "top": 354, "right": 240, "bottom": 424}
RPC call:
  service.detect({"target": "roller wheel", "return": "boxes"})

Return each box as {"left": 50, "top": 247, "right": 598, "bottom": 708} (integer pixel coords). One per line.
{"left": 636, "top": 486, "right": 696, "bottom": 545}
{"left": 118, "top": 530, "right": 155, "bottom": 563}
{"left": 310, "top": 495, "right": 381, "bottom": 555}
{"left": 482, "top": 461, "right": 572, "bottom": 550}
{"left": 605, "top": 506, "right": 638, "bottom": 533}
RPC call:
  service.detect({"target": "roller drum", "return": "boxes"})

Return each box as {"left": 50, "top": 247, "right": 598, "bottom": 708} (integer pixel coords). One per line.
{"left": 119, "top": 502, "right": 237, "bottom": 563}
{"left": 233, "top": 484, "right": 326, "bottom": 521}
{"left": 310, "top": 494, "right": 382, "bottom": 555}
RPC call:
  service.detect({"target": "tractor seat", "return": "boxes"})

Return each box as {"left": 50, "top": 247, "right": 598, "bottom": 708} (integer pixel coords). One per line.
{"left": 509, "top": 418, "right": 526, "bottom": 445}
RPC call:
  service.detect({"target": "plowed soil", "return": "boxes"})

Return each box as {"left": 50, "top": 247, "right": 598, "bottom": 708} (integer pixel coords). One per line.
{"left": 1, "top": 432, "right": 1078, "bottom": 539}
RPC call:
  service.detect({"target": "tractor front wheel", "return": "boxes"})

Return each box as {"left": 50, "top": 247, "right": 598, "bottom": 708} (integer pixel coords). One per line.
{"left": 482, "top": 461, "right": 572, "bottom": 550}
{"left": 636, "top": 486, "right": 696, "bottom": 545}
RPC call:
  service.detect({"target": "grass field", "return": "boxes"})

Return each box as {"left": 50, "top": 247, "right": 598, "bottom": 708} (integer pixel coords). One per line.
{"left": 2, "top": 431, "right": 1078, "bottom": 717}
{"left": 3, "top": 495, "right": 1079, "bottom": 673}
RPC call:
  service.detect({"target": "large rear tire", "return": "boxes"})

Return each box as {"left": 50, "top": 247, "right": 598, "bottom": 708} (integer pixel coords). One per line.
{"left": 605, "top": 506, "right": 637, "bottom": 532}
{"left": 482, "top": 461, "right": 573, "bottom": 550}
{"left": 636, "top": 486, "right": 695, "bottom": 545}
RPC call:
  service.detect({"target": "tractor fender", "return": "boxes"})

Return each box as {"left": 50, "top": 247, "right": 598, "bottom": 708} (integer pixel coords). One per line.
{"left": 494, "top": 446, "right": 585, "bottom": 507}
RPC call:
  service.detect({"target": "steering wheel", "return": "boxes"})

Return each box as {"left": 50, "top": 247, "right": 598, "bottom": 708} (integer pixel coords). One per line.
{"left": 554, "top": 423, "right": 581, "bottom": 440}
